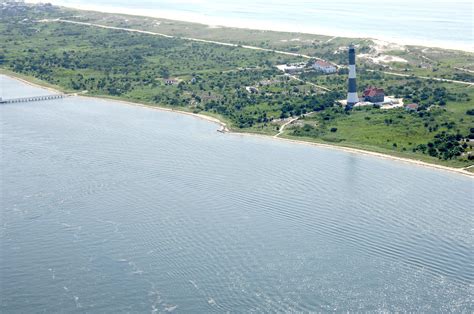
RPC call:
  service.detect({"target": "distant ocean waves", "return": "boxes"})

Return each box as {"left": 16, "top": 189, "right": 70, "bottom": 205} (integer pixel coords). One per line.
{"left": 29, "top": 0, "right": 473, "bottom": 51}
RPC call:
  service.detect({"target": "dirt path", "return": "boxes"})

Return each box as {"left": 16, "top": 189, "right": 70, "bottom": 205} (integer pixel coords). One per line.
{"left": 39, "top": 19, "right": 318, "bottom": 60}
{"left": 464, "top": 164, "right": 474, "bottom": 171}
{"left": 367, "top": 70, "right": 474, "bottom": 86}
{"left": 39, "top": 19, "right": 473, "bottom": 87}
{"left": 288, "top": 75, "right": 332, "bottom": 92}
{"left": 455, "top": 67, "right": 474, "bottom": 74}
{"left": 274, "top": 117, "right": 299, "bottom": 137}
{"left": 274, "top": 112, "right": 314, "bottom": 138}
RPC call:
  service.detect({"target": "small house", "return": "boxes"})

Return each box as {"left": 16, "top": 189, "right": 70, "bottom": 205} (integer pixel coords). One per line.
{"left": 405, "top": 103, "right": 419, "bottom": 111}
{"left": 312, "top": 60, "right": 337, "bottom": 74}
{"left": 363, "top": 86, "right": 385, "bottom": 103}
{"left": 245, "top": 86, "right": 259, "bottom": 94}
{"left": 277, "top": 63, "right": 306, "bottom": 73}
{"left": 164, "top": 78, "right": 178, "bottom": 85}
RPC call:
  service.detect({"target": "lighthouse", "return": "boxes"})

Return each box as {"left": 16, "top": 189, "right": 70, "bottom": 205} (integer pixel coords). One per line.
{"left": 347, "top": 44, "right": 358, "bottom": 107}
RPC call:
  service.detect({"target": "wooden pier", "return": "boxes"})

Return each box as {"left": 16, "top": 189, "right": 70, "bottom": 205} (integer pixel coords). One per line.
{"left": 0, "top": 94, "right": 66, "bottom": 104}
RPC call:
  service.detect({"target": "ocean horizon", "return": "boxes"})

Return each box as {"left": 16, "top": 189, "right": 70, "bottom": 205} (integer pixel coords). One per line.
{"left": 27, "top": 0, "right": 473, "bottom": 52}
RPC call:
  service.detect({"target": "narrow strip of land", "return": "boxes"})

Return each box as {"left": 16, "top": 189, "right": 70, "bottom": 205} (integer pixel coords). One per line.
{"left": 3, "top": 72, "right": 472, "bottom": 177}
{"left": 39, "top": 19, "right": 473, "bottom": 87}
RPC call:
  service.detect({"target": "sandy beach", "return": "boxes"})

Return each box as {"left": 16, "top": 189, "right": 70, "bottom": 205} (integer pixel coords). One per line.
{"left": 3, "top": 73, "right": 473, "bottom": 178}
{"left": 26, "top": 1, "right": 473, "bottom": 52}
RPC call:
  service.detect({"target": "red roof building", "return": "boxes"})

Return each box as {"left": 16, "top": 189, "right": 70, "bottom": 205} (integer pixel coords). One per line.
{"left": 362, "top": 86, "right": 385, "bottom": 103}
{"left": 312, "top": 60, "right": 337, "bottom": 73}
{"left": 405, "top": 103, "right": 419, "bottom": 111}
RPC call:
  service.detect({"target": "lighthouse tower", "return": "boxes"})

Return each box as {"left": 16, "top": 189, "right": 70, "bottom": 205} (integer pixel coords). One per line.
{"left": 347, "top": 44, "right": 358, "bottom": 107}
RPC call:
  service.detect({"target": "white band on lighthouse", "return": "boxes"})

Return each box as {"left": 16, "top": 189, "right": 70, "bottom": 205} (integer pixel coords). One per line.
{"left": 347, "top": 92, "right": 359, "bottom": 103}
{"left": 348, "top": 64, "right": 356, "bottom": 78}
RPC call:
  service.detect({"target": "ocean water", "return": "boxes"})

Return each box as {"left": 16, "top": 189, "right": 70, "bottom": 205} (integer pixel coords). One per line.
{"left": 29, "top": 0, "right": 473, "bottom": 51}
{"left": 1, "top": 75, "right": 473, "bottom": 312}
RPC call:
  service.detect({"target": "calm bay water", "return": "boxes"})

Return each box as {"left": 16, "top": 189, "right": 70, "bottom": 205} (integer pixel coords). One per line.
{"left": 30, "top": 0, "right": 473, "bottom": 51}
{"left": 1, "top": 75, "right": 473, "bottom": 312}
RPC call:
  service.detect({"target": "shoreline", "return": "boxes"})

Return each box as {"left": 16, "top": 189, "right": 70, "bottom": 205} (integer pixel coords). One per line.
{"left": 26, "top": 1, "right": 473, "bottom": 53}
{"left": 4, "top": 75, "right": 64, "bottom": 95}
{"left": 3, "top": 73, "right": 473, "bottom": 178}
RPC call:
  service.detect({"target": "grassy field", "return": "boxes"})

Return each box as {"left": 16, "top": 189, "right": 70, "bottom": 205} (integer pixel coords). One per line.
{"left": 58, "top": 8, "right": 474, "bottom": 81}
{"left": 286, "top": 100, "right": 474, "bottom": 168}
{"left": 1, "top": 3, "right": 473, "bottom": 169}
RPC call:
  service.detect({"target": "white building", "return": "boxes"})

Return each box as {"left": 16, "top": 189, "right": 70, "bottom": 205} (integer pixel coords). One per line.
{"left": 245, "top": 86, "right": 259, "bottom": 94}
{"left": 276, "top": 63, "right": 306, "bottom": 73}
{"left": 312, "top": 60, "right": 337, "bottom": 74}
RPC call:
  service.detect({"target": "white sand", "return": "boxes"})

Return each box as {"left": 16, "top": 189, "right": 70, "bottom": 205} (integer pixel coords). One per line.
{"left": 359, "top": 54, "right": 409, "bottom": 64}
{"left": 25, "top": 0, "right": 474, "bottom": 52}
